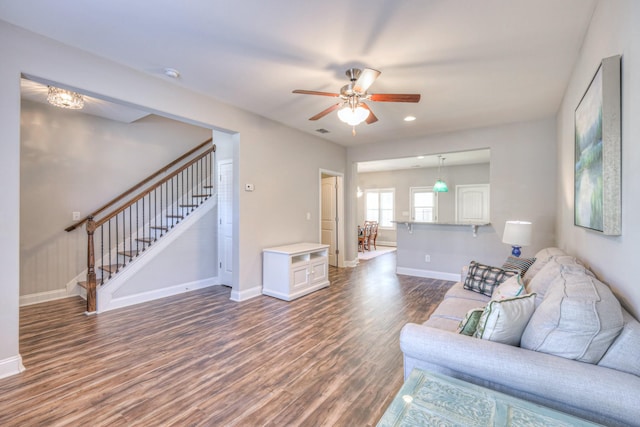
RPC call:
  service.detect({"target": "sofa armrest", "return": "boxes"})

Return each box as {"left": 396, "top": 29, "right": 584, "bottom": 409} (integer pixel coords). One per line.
{"left": 400, "top": 323, "right": 640, "bottom": 426}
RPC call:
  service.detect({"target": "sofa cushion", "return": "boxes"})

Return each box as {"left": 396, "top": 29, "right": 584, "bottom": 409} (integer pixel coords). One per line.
{"left": 423, "top": 316, "right": 461, "bottom": 332}
{"left": 502, "top": 256, "right": 536, "bottom": 277}
{"left": 523, "top": 247, "right": 566, "bottom": 285}
{"left": 492, "top": 274, "right": 524, "bottom": 300}
{"left": 463, "top": 261, "right": 518, "bottom": 297}
{"left": 474, "top": 293, "right": 536, "bottom": 346}
{"left": 597, "top": 309, "right": 640, "bottom": 376}
{"left": 444, "top": 282, "right": 492, "bottom": 303}
{"left": 521, "top": 268, "right": 624, "bottom": 364}
{"left": 526, "top": 256, "right": 591, "bottom": 306}
{"left": 457, "top": 308, "right": 484, "bottom": 336}
{"left": 430, "top": 297, "right": 487, "bottom": 323}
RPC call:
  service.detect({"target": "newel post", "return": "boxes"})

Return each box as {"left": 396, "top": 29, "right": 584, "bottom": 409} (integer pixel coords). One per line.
{"left": 86, "top": 216, "right": 97, "bottom": 314}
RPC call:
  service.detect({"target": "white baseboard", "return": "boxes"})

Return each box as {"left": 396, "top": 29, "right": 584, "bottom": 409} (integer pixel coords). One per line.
{"left": 396, "top": 267, "right": 461, "bottom": 282}
{"left": 99, "top": 277, "right": 219, "bottom": 312}
{"left": 230, "top": 286, "right": 262, "bottom": 302}
{"left": 0, "top": 355, "right": 25, "bottom": 379}
{"left": 344, "top": 258, "right": 359, "bottom": 267}
{"left": 376, "top": 241, "right": 397, "bottom": 247}
{"left": 20, "top": 287, "right": 80, "bottom": 306}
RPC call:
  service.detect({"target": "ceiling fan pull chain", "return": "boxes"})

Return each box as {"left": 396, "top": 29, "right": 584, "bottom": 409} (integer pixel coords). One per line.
{"left": 352, "top": 126, "right": 356, "bottom": 136}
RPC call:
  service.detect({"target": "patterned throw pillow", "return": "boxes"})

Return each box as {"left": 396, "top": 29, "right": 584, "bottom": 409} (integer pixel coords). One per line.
{"left": 492, "top": 274, "right": 525, "bottom": 300}
{"left": 457, "top": 308, "right": 485, "bottom": 336}
{"left": 463, "top": 261, "right": 518, "bottom": 297}
{"left": 502, "top": 256, "right": 536, "bottom": 276}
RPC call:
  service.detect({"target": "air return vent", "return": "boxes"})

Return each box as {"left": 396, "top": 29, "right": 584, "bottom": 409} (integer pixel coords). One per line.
{"left": 315, "top": 128, "right": 330, "bottom": 134}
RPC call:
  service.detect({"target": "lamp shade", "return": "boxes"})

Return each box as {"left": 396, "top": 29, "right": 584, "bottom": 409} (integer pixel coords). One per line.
{"left": 433, "top": 179, "right": 448, "bottom": 192}
{"left": 502, "top": 221, "right": 532, "bottom": 246}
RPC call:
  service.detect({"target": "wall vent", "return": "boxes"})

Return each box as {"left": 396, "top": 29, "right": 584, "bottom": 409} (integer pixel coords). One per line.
{"left": 315, "top": 128, "right": 330, "bottom": 134}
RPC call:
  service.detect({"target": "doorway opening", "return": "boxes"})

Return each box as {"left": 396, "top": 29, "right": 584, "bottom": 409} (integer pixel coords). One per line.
{"left": 319, "top": 170, "right": 344, "bottom": 268}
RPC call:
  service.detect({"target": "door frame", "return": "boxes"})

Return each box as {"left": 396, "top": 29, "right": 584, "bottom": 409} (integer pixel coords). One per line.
{"left": 217, "top": 159, "right": 234, "bottom": 286}
{"left": 319, "top": 169, "right": 345, "bottom": 268}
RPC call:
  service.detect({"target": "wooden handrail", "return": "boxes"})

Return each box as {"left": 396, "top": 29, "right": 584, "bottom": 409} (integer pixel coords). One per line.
{"left": 65, "top": 138, "right": 214, "bottom": 232}
{"left": 95, "top": 147, "right": 214, "bottom": 227}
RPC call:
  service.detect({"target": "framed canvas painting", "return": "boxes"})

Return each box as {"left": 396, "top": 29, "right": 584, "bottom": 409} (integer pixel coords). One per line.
{"left": 574, "top": 55, "right": 621, "bottom": 235}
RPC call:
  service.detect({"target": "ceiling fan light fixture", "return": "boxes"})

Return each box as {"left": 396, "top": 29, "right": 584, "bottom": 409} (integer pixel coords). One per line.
{"left": 404, "top": 115, "right": 416, "bottom": 122}
{"left": 47, "top": 86, "right": 84, "bottom": 109}
{"left": 337, "top": 104, "right": 369, "bottom": 126}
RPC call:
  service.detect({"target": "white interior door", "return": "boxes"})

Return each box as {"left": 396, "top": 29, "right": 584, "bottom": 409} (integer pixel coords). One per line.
{"left": 321, "top": 176, "right": 338, "bottom": 266}
{"left": 456, "top": 184, "right": 490, "bottom": 223}
{"left": 218, "top": 161, "right": 233, "bottom": 285}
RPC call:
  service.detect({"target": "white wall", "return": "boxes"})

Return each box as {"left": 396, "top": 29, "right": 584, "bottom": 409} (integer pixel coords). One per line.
{"left": 20, "top": 99, "right": 212, "bottom": 297}
{"left": 556, "top": 0, "right": 640, "bottom": 318}
{"left": 357, "top": 163, "right": 489, "bottom": 244}
{"left": 347, "top": 118, "right": 557, "bottom": 273}
{"left": 0, "top": 21, "right": 345, "bottom": 376}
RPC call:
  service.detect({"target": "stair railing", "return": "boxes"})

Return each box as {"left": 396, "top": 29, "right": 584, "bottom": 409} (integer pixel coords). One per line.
{"left": 67, "top": 139, "right": 216, "bottom": 313}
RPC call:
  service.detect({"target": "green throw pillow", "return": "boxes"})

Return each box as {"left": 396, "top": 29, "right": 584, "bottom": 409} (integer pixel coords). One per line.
{"left": 457, "top": 308, "right": 485, "bottom": 336}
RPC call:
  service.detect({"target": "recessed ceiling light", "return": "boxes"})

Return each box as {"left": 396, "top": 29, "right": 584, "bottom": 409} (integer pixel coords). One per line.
{"left": 404, "top": 115, "right": 416, "bottom": 122}
{"left": 417, "top": 156, "right": 424, "bottom": 159}
{"left": 164, "top": 68, "right": 180, "bottom": 79}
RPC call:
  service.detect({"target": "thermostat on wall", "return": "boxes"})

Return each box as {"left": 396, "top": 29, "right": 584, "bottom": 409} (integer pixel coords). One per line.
{"left": 245, "top": 183, "right": 254, "bottom": 191}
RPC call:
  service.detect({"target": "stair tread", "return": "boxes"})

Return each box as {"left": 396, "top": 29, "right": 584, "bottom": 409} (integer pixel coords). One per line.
{"left": 192, "top": 194, "right": 211, "bottom": 198}
{"left": 166, "top": 215, "right": 184, "bottom": 219}
{"left": 150, "top": 226, "right": 169, "bottom": 231}
{"left": 77, "top": 279, "right": 103, "bottom": 289}
{"left": 99, "top": 264, "right": 121, "bottom": 273}
{"left": 118, "top": 250, "right": 138, "bottom": 257}
{"left": 180, "top": 204, "right": 199, "bottom": 208}
{"left": 136, "top": 238, "right": 153, "bottom": 243}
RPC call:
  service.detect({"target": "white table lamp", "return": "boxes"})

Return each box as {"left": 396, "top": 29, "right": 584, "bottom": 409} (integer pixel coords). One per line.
{"left": 502, "top": 221, "right": 532, "bottom": 257}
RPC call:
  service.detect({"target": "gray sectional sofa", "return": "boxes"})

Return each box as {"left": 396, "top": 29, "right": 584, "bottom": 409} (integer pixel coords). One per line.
{"left": 400, "top": 247, "right": 640, "bottom": 427}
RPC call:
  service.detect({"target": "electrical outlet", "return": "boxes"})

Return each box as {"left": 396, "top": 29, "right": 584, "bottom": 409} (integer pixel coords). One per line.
{"left": 425, "top": 254, "right": 431, "bottom": 262}
{"left": 72, "top": 211, "right": 81, "bottom": 221}
{"left": 245, "top": 183, "right": 254, "bottom": 192}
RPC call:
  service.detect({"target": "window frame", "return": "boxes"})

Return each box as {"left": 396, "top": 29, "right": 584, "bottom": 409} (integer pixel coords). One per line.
{"left": 364, "top": 188, "right": 396, "bottom": 230}
{"left": 410, "top": 186, "right": 439, "bottom": 223}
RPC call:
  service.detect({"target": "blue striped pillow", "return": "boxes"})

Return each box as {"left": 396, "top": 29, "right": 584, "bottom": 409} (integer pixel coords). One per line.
{"left": 502, "top": 256, "right": 536, "bottom": 276}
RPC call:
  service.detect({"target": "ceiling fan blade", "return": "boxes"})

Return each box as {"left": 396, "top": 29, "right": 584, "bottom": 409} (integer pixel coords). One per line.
{"left": 309, "top": 103, "right": 343, "bottom": 121}
{"left": 360, "top": 103, "right": 378, "bottom": 124}
{"left": 369, "top": 93, "right": 421, "bottom": 102}
{"left": 353, "top": 68, "right": 381, "bottom": 94}
{"left": 293, "top": 89, "right": 340, "bottom": 97}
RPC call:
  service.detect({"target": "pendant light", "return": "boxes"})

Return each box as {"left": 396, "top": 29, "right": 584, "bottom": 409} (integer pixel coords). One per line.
{"left": 433, "top": 155, "right": 448, "bottom": 192}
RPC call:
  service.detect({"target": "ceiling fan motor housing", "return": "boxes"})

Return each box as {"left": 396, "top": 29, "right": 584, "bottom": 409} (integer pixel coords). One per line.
{"left": 345, "top": 68, "right": 362, "bottom": 81}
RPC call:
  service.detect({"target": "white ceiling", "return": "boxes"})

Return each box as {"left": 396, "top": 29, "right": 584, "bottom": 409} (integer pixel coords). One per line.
{"left": 1, "top": 0, "right": 597, "bottom": 147}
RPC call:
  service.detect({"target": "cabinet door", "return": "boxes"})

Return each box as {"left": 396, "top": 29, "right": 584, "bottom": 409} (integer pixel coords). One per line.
{"left": 309, "top": 259, "right": 328, "bottom": 284}
{"left": 456, "top": 184, "right": 490, "bottom": 223}
{"left": 291, "top": 263, "right": 310, "bottom": 289}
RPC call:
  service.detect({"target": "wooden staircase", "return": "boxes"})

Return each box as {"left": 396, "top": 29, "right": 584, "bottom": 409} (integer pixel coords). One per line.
{"left": 67, "top": 139, "right": 216, "bottom": 313}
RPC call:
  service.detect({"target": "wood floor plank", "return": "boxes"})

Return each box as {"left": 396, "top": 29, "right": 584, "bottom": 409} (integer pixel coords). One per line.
{"left": 0, "top": 253, "right": 452, "bottom": 426}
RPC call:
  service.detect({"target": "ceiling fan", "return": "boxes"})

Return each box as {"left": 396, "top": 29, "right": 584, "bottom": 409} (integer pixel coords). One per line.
{"left": 292, "top": 68, "right": 420, "bottom": 132}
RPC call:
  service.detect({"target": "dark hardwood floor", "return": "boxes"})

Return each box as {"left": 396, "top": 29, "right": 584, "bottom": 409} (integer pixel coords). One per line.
{"left": 0, "top": 253, "right": 452, "bottom": 426}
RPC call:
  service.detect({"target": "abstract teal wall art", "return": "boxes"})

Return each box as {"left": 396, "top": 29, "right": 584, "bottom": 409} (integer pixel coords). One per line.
{"left": 574, "top": 55, "right": 621, "bottom": 236}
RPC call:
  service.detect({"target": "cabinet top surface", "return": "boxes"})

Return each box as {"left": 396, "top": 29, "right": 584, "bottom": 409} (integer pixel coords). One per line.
{"left": 263, "top": 242, "right": 329, "bottom": 255}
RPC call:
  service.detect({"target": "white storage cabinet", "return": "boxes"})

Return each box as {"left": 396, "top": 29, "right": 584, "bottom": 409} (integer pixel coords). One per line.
{"left": 262, "top": 243, "right": 330, "bottom": 301}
